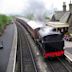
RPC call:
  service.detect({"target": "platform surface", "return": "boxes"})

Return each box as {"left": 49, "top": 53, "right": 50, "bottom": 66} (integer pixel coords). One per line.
{"left": 64, "top": 48, "right": 72, "bottom": 62}
{"left": 64, "top": 40, "right": 72, "bottom": 48}
{"left": 0, "top": 24, "right": 15, "bottom": 72}
{"left": 64, "top": 40, "right": 72, "bottom": 62}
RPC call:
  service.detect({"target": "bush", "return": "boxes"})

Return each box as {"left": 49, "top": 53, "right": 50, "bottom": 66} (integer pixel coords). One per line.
{"left": 0, "top": 14, "right": 12, "bottom": 34}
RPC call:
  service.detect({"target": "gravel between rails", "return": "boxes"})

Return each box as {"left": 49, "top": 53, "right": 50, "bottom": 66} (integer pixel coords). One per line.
{"left": 16, "top": 22, "right": 38, "bottom": 72}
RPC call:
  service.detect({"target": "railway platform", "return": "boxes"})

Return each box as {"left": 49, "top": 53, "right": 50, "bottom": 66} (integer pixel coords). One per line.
{"left": 64, "top": 40, "right": 72, "bottom": 49}
{"left": 64, "top": 40, "right": 72, "bottom": 62}
{"left": 0, "top": 23, "right": 17, "bottom": 72}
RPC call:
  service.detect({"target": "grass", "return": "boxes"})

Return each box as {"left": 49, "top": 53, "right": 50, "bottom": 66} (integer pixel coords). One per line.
{"left": 0, "top": 14, "right": 12, "bottom": 35}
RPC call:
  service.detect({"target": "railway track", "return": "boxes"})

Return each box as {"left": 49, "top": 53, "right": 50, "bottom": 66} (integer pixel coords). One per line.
{"left": 47, "top": 57, "right": 72, "bottom": 72}
{"left": 16, "top": 18, "right": 72, "bottom": 72}
{"left": 16, "top": 21, "right": 38, "bottom": 72}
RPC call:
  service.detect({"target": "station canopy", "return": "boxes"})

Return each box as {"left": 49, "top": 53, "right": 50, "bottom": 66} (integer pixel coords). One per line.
{"left": 46, "top": 22, "right": 69, "bottom": 28}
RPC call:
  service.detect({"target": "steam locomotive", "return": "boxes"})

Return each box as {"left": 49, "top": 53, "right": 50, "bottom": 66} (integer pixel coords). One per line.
{"left": 16, "top": 18, "right": 64, "bottom": 59}
{"left": 37, "top": 26, "right": 64, "bottom": 58}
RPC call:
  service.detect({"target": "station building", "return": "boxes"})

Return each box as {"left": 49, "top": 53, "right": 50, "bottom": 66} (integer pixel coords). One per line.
{"left": 50, "top": 1, "right": 72, "bottom": 35}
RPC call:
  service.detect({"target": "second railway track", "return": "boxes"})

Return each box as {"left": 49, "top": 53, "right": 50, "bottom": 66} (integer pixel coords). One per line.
{"left": 16, "top": 21, "right": 38, "bottom": 72}
{"left": 47, "top": 57, "right": 72, "bottom": 72}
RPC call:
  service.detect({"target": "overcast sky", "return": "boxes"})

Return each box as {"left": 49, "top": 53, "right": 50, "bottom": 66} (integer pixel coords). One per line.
{"left": 0, "top": 0, "right": 71, "bottom": 14}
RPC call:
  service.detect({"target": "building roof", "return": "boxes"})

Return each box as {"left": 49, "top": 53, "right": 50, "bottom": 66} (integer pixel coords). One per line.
{"left": 51, "top": 11, "right": 71, "bottom": 24}
{"left": 54, "top": 11, "right": 67, "bottom": 21}
{"left": 68, "top": 14, "right": 72, "bottom": 33}
{"left": 60, "top": 12, "right": 71, "bottom": 23}
{"left": 50, "top": 15, "right": 56, "bottom": 21}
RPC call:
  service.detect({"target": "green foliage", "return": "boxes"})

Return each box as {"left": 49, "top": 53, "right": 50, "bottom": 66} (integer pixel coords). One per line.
{"left": 0, "top": 14, "right": 12, "bottom": 32}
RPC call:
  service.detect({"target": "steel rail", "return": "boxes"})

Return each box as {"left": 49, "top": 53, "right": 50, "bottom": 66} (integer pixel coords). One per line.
{"left": 57, "top": 57, "right": 71, "bottom": 72}
{"left": 18, "top": 25, "right": 23, "bottom": 72}
{"left": 23, "top": 27, "right": 38, "bottom": 72}
{"left": 47, "top": 60, "right": 56, "bottom": 72}
{"left": 17, "top": 21, "right": 38, "bottom": 72}
{"left": 63, "top": 60, "right": 72, "bottom": 71}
